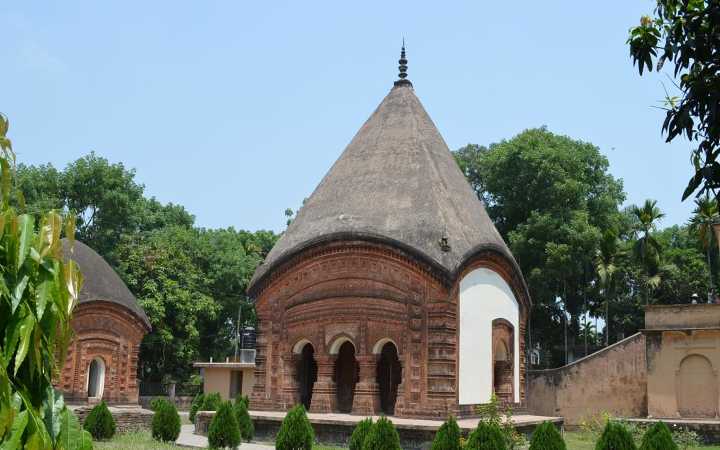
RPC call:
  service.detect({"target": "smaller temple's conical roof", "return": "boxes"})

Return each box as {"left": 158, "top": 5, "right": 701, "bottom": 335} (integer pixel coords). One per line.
{"left": 62, "top": 239, "right": 150, "bottom": 328}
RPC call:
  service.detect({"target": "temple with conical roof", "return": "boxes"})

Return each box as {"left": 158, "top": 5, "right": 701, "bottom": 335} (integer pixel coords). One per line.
{"left": 248, "top": 46, "right": 531, "bottom": 418}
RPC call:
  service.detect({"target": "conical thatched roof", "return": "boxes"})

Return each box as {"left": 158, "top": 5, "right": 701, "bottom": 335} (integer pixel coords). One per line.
{"left": 248, "top": 83, "right": 523, "bottom": 297}
{"left": 62, "top": 239, "right": 151, "bottom": 328}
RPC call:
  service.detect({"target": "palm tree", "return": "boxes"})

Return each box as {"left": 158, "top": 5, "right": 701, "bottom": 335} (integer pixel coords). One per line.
{"left": 596, "top": 229, "right": 620, "bottom": 346}
{"left": 630, "top": 200, "right": 665, "bottom": 304}
{"left": 688, "top": 197, "right": 719, "bottom": 301}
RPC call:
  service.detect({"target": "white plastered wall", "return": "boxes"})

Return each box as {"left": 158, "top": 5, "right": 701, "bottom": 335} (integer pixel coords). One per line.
{"left": 458, "top": 267, "right": 520, "bottom": 404}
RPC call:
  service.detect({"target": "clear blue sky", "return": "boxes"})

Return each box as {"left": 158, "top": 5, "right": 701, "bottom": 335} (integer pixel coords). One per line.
{"left": 1, "top": 1, "right": 696, "bottom": 233}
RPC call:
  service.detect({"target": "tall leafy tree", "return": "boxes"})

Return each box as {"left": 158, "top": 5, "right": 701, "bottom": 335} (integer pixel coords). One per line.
{"left": 455, "top": 128, "right": 625, "bottom": 364}
{"left": 629, "top": 200, "right": 665, "bottom": 304}
{"left": 627, "top": 1, "right": 720, "bottom": 205}
{"left": 595, "top": 229, "right": 621, "bottom": 346}
{"left": 688, "top": 196, "right": 719, "bottom": 298}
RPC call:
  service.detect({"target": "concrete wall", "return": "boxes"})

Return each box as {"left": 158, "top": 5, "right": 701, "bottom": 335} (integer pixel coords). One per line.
{"left": 646, "top": 304, "right": 720, "bottom": 329}
{"left": 203, "top": 367, "right": 255, "bottom": 400}
{"left": 527, "top": 333, "right": 647, "bottom": 426}
{"left": 459, "top": 268, "right": 520, "bottom": 404}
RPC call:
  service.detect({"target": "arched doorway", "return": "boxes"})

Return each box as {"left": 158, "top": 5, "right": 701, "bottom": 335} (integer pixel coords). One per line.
{"left": 333, "top": 341, "right": 358, "bottom": 413}
{"left": 296, "top": 344, "right": 317, "bottom": 410}
{"left": 677, "top": 354, "right": 717, "bottom": 417}
{"left": 377, "top": 342, "right": 401, "bottom": 415}
{"left": 492, "top": 319, "right": 514, "bottom": 403}
{"left": 87, "top": 358, "right": 105, "bottom": 399}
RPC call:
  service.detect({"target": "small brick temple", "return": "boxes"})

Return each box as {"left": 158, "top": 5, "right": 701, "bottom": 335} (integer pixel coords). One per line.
{"left": 247, "top": 47, "right": 531, "bottom": 419}
{"left": 56, "top": 239, "right": 150, "bottom": 404}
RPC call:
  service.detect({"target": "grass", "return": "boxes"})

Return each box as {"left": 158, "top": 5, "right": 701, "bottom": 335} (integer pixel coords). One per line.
{"left": 563, "top": 431, "right": 720, "bottom": 450}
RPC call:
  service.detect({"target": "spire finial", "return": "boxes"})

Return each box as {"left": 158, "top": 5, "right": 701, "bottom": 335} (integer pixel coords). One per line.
{"left": 394, "top": 39, "right": 413, "bottom": 87}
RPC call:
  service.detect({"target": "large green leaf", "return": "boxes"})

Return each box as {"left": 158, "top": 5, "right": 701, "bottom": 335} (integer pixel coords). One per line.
{"left": 42, "top": 387, "right": 64, "bottom": 442}
{"left": 10, "top": 275, "right": 28, "bottom": 314}
{"left": 13, "top": 313, "right": 35, "bottom": 376}
{"left": 16, "top": 215, "right": 34, "bottom": 270}
{"left": 0, "top": 409, "right": 27, "bottom": 450}
{"left": 56, "top": 408, "right": 93, "bottom": 450}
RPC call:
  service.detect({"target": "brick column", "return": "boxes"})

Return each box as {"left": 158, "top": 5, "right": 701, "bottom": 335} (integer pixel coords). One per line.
{"left": 309, "top": 355, "right": 336, "bottom": 413}
{"left": 352, "top": 354, "right": 380, "bottom": 415}
{"left": 281, "top": 354, "right": 300, "bottom": 409}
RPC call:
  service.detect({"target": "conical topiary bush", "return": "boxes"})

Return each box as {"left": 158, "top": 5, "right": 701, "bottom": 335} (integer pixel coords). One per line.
{"left": 208, "top": 401, "right": 241, "bottom": 449}
{"left": 431, "top": 416, "right": 461, "bottom": 450}
{"left": 639, "top": 422, "right": 678, "bottom": 450}
{"left": 465, "top": 422, "right": 507, "bottom": 450}
{"left": 276, "top": 404, "right": 314, "bottom": 450}
{"left": 151, "top": 398, "right": 181, "bottom": 442}
{"left": 201, "top": 392, "right": 222, "bottom": 412}
{"left": 349, "top": 418, "right": 374, "bottom": 450}
{"left": 233, "top": 395, "right": 254, "bottom": 442}
{"left": 362, "top": 416, "right": 401, "bottom": 450}
{"left": 83, "top": 401, "right": 116, "bottom": 440}
{"left": 529, "top": 421, "right": 566, "bottom": 450}
{"left": 595, "top": 421, "right": 637, "bottom": 450}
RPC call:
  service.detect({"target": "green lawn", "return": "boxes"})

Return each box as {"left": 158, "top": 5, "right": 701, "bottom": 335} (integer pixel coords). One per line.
{"left": 564, "top": 431, "right": 720, "bottom": 450}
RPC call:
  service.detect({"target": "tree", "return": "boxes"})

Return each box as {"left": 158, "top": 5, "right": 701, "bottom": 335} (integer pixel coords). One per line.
{"left": 629, "top": 200, "right": 666, "bottom": 304}
{"left": 431, "top": 416, "right": 461, "bottom": 450}
{"left": 688, "top": 197, "right": 719, "bottom": 300}
{"left": 596, "top": 229, "right": 621, "bottom": 346}
{"left": 208, "top": 401, "right": 240, "bottom": 449}
{"left": 455, "top": 128, "right": 625, "bottom": 365}
{"left": 0, "top": 113, "right": 92, "bottom": 449}
{"left": 275, "top": 405, "right": 314, "bottom": 450}
{"left": 628, "top": 2, "right": 720, "bottom": 207}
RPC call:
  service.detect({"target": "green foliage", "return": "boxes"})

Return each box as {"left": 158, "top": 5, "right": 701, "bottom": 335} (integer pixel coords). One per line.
{"left": 275, "top": 405, "right": 314, "bottom": 450}
{"left": 595, "top": 421, "right": 637, "bottom": 450}
{"left": 349, "top": 418, "right": 373, "bottom": 450}
{"left": 233, "top": 394, "right": 254, "bottom": 442}
{"left": 208, "top": 401, "right": 240, "bottom": 449}
{"left": 529, "top": 421, "right": 566, "bottom": 450}
{"left": 362, "top": 416, "right": 401, "bottom": 450}
{"left": 431, "top": 416, "right": 461, "bottom": 450}
{"left": 150, "top": 398, "right": 181, "bottom": 442}
{"left": 201, "top": 392, "right": 222, "bottom": 412}
{"left": 465, "top": 422, "right": 507, "bottom": 450}
{"left": 628, "top": 2, "right": 720, "bottom": 204}
{"left": 475, "top": 394, "right": 526, "bottom": 449}
{"left": 671, "top": 426, "right": 701, "bottom": 450}
{"left": 0, "top": 112, "right": 91, "bottom": 449}
{"left": 84, "top": 401, "right": 116, "bottom": 440}
{"left": 639, "top": 422, "right": 678, "bottom": 450}
{"left": 189, "top": 393, "right": 205, "bottom": 423}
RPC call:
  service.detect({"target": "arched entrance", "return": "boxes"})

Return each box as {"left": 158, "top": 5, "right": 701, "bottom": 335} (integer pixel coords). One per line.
{"left": 376, "top": 342, "right": 401, "bottom": 415}
{"left": 677, "top": 354, "right": 717, "bottom": 417}
{"left": 492, "top": 319, "right": 514, "bottom": 403}
{"left": 333, "top": 341, "right": 358, "bottom": 413}
{"left": 87, "top": 358, "right": 105, "bottom": 399}
{"left": 296, "top": 343, "right": 317, "bottom": 410}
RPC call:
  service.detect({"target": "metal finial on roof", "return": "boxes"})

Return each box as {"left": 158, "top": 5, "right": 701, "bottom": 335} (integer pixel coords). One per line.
{"left": 394, "top": 39, "right": 413, "bottom": 87}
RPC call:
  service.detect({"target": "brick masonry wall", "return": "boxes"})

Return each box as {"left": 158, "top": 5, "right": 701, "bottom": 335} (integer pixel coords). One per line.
{"left": 72, "top": 406, "right": 153, "bottom": 433}
{"left": 527, "top": 333, "right": 647, "bottom": 426}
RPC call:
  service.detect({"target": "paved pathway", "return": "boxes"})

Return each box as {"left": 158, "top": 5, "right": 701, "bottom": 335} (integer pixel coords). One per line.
{"left": 176, "top": 424, "right": 274, "bottom": 449}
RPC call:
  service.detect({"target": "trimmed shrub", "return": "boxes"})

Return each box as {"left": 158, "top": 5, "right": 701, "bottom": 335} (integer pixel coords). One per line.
{"left": 83, "top": 401, "right": 116, "bottom": 440}
{"left": 595, "top": 421, "right": 637, "bottom": 450}
{"left": 639, "top": 422, "right": 678, "bottom": 450}
{"left": 151, "top": 398, "right": 181, "bottom": 442}
{"left": 529, "top": 421, "right": 565, "bottom": 450}
{"left": 208, "top": 401, "right": 241, "bottom": 449}
{"left": 349, "top": 418, "right": 374, "bottom": 450}
{"left": 465, "top": 422, "right": 507, "bottom": 450}
{"left": 431, "top": 416, "right": 461, "bottom": 450}
{"left": 362, "top": 417, "right": 401, "bottom": 450}
{"left": 233, "top": 395, "right": 254, "bottom": 442}
{"left": 189, "top": 392, "right": 205, "bottom": 423}
{"left": 236, "top": 394, "right": 250, "bottom": 409}
{"left": 276, "top": 405, "right": 315, "bottom": 450}
{"left": 201, "top": 392, "right": 222, "bottom": 412}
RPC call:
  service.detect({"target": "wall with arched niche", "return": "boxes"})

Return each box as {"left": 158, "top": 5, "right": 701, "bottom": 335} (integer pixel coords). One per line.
{"left": 458, "top": 267, "right": 520, "bottom": 404}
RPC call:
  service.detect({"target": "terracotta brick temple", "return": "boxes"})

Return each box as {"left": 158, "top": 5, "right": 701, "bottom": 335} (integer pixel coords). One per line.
{"left": 56, "top": 239, "right": 150, "bottom": 404}
{"left": 247, "top": 47, "right": 531, "bottom": 419}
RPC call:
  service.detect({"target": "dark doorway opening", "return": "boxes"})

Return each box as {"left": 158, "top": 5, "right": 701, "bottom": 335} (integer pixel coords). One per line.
{"left": 377, "top": 342, "right": 401, "bottom": 415}
{"left": 297, "top": 344, "right": 317, "bottom": 410}
{"left": 333, "top": 341, "right": 358, "bottom": 413}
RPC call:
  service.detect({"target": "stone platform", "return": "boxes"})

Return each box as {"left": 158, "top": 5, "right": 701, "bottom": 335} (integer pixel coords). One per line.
{"left": 625, "top": 418, "right": 720, "bottom": 444}
{"left": 68, "top": 404, "right": 153, "bottom": 433}
{"left": 195, "top": 410, "right": 563, "bottom": 449}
